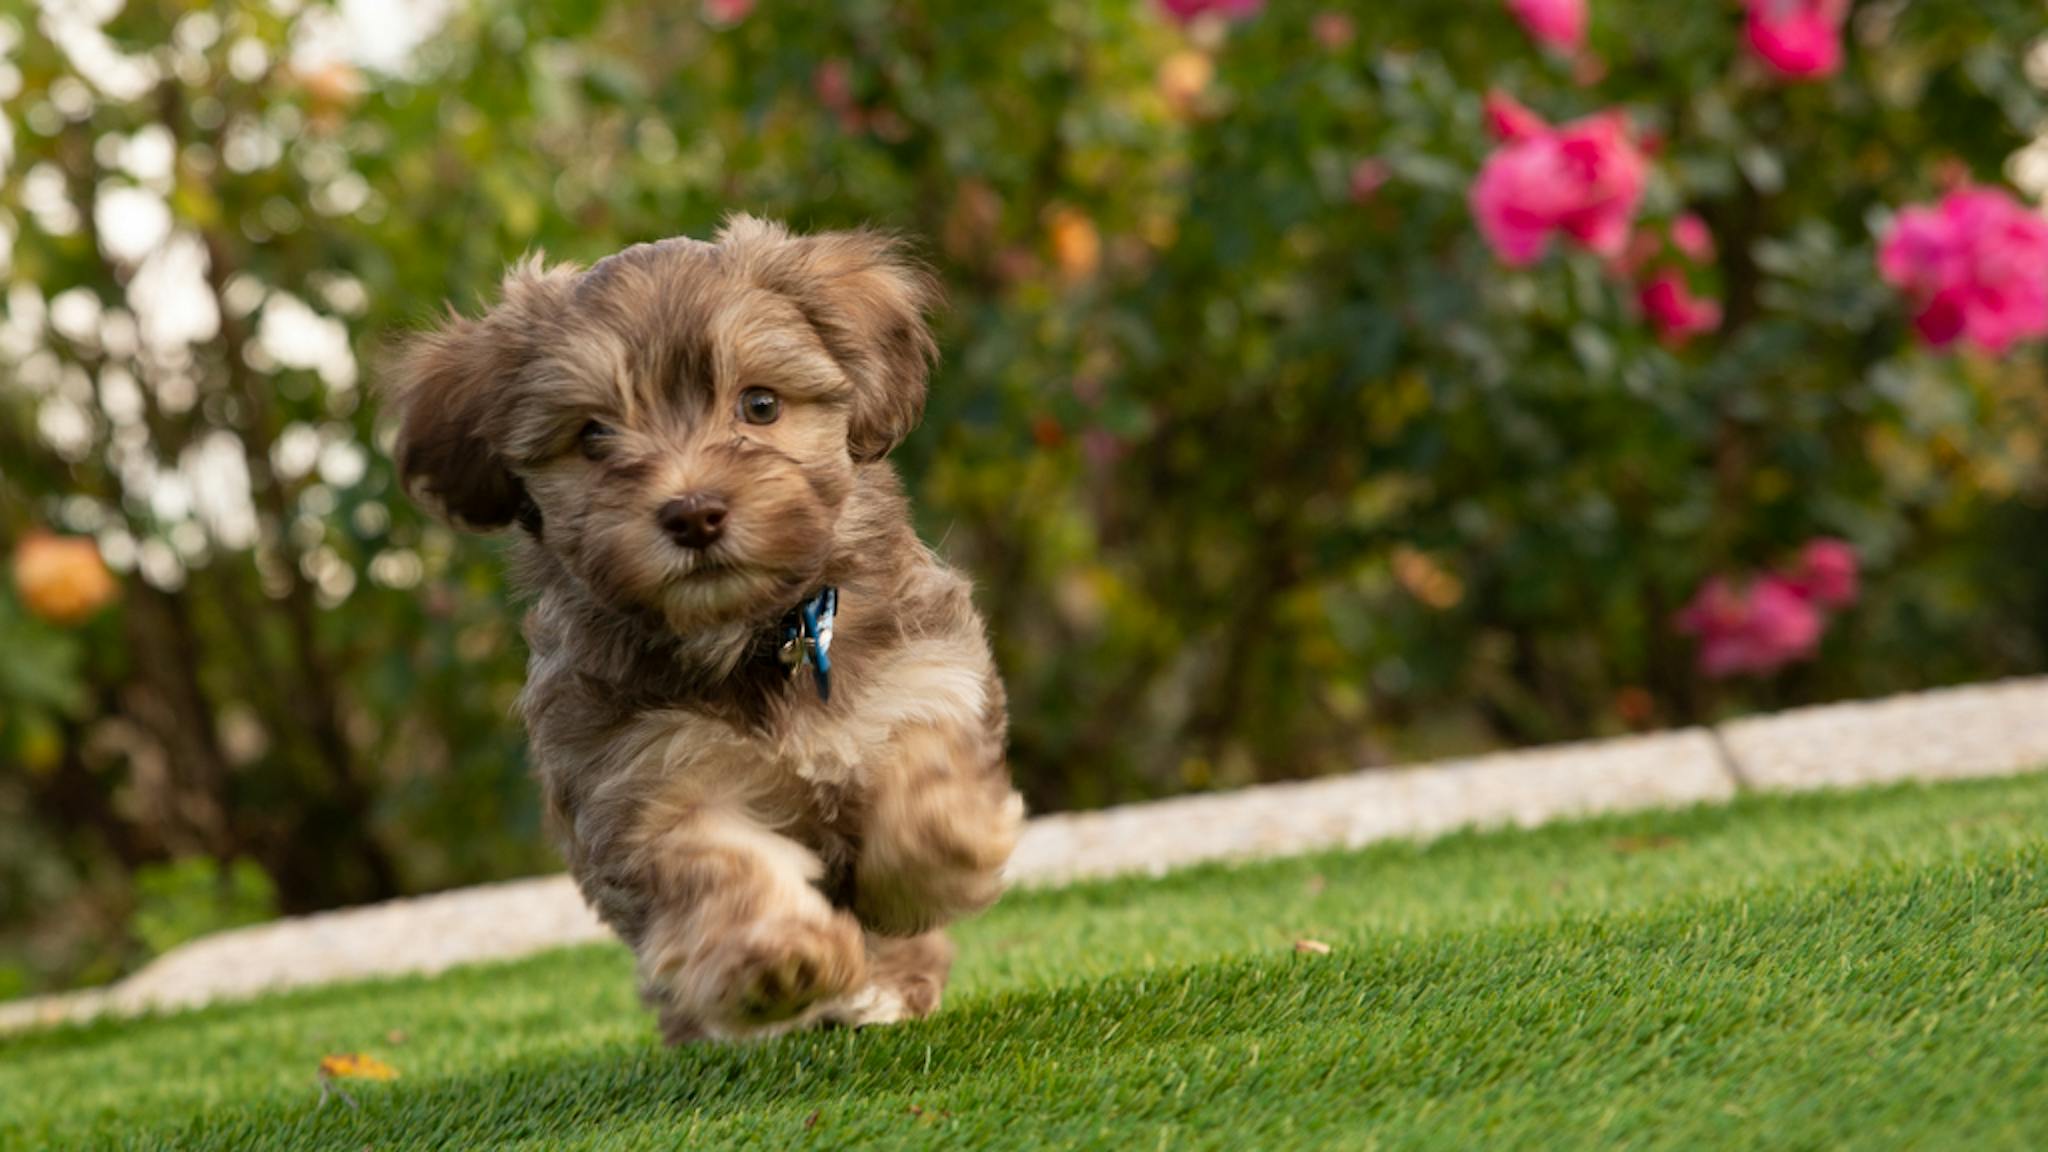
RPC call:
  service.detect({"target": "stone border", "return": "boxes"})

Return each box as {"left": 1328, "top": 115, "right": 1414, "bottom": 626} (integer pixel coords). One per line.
{"left": 5, "top": 676, "right": 2046, "bottom": 1035}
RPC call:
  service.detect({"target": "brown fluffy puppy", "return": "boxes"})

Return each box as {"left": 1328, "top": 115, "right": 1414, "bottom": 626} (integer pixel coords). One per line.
{"left": 385, "top": 216, "right": 1022, "bottom": 1042}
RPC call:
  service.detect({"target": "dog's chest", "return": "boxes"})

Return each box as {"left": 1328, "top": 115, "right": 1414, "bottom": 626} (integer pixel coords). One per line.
{"left": 598, "top": 633, "right": 992, "bottom": 817}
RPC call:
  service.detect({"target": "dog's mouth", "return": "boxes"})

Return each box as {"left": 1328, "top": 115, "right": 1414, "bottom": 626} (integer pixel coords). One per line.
{"left": 666, "top": 543, "right": 761, "bottom": 583}
{"left": 651, "top": 561, "right": 815, "bottom": 637}
{"left": 674, "top": 553, "right": 735, "bottom": 579}
{"left": 662, "top": 555, "right": 805, "bottom": 603}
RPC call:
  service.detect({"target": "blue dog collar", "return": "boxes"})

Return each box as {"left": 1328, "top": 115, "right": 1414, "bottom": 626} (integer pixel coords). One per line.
{"left": 778, "top": 586, "right": 838, "bottom": 701}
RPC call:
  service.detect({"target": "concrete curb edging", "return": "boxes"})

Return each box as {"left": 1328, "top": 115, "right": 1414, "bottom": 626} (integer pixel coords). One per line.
{"left": 5, "top": 675, "right": 2046, "bottom": 1035}
{"left": 1004, "top": 728, "right": 1734, "bottom": 886}
{"left": 1720, "top": 676, "right": 2048, "bottom": 792}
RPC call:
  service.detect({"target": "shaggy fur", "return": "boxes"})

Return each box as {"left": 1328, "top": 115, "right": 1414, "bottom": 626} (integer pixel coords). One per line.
{"left": 385, "top": 217, "right": 1022, "bottom": 1041}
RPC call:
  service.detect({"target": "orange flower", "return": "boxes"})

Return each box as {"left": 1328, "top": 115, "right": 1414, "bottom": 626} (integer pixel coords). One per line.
{"left": 1047, "top": 208, "right": 1101, "bottom": 284}
{"left": 13, "top": 532, "right": 118, "bottom": 625}
{"left": 1391, "top": 546, "right": 1463, "bottom": 610}
{"left": 1157, "top": 50, "right": 1214, "bottom": 119}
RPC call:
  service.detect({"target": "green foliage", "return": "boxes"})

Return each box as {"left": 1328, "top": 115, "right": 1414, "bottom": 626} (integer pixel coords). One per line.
{"left": 0, "top": 589, "right": 86, "bottom": 777}
{"left": 1, "top": 0, "right": 2046, "bottom": 994}
{"left": 4, "top": 773, "right": 2048, "bottom": 1149}
{"left": 130, "top": 857, "right": 279, "bottom": 959}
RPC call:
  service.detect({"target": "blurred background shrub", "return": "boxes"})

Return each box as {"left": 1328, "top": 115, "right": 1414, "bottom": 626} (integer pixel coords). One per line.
{"left": 2, "top": 0, "right": 2046, "bottom": 996}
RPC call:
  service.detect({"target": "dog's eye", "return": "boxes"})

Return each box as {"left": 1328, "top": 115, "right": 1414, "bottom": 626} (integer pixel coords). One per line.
{"left": 738, "top": 388, "right": 781, "bottom": 426}
{"left": 577, "top": 420, "right": 616, "bottom": 460}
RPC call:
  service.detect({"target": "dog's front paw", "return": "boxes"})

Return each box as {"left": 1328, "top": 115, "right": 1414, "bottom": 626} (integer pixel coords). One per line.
{"left": 857, "top": 780, "right": 1023, "bottom": 936}
{"left": 724, "top": 913, "right": 868, "bottom": 1028}
{"left": 645, "top": 910, "right": 867, "bottom": 1040}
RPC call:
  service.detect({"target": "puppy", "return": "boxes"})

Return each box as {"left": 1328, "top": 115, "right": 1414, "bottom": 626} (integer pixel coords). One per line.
{"left": 385, "top": 217, "right": 1023, "bottom": 1042}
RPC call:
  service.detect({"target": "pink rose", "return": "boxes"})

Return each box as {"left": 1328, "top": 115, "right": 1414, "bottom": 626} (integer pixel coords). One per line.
{"left": 1482, "top": 89, "right": 1548, "bottom": 143}
{"left": 1471, "top": 111, "right": 1646, "bottom": 266}
{"left": 1783, "top": 538, "right": 1859, "bottom": 609}
{"left": 1671, "top": 214, "right": 1716, "bottom": 262}
{"left": 1506, "top": 0, "right": 1587, "bottom": 54}
{"left": 1745, "top": 0, "right": 1849, "bottom": 80}
{"left": 702, "top": 0, "right": 754, "bottom": 25}
{"left": 1155, "top": 0, "right": 1263, "bottom": 23}
{"left": 1639, "top": 270, "right": 1723, "bottom": 346}
{"left": 1313, "top": 12, "right": 1355, "bottom": 50}
{"left": 1878, "top": 186, "right": 2048, "bottom": 355}
{"left": 1678, "top": 576, "right": 1825, "bottom": 679}
{"left": 813, "top": 60, "right": 868, "bottom": 133}
{"left": 814, "top": 59, "right": 853, "bottom": 112}
{"left": 1349, "top": 157, "right": 1392, "bottom": 204}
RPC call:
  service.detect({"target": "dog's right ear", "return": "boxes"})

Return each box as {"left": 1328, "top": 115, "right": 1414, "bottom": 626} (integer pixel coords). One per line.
{"left": 385, "top": 258, "right": 574, "bottom": 530}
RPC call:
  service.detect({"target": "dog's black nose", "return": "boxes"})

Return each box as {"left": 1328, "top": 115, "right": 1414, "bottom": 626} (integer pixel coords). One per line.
{"left": 657, "top": 494, "right": 728, "bottom": 549}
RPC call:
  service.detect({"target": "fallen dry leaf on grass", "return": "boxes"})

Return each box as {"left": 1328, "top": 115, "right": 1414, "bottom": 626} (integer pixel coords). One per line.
{"left": 319, "top": 1053, "right": 400, "bottom": 1082}
{"left": 317, "top": 1052, "right": 400, "bottom": 1109}
{"left": 1294, "top": 939, "right": 1333, "bottom": 955}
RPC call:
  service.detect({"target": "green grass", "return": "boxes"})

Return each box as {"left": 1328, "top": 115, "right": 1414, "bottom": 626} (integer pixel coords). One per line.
{"left": 6, "top": 774, "right": 2048, "bottom": 1150}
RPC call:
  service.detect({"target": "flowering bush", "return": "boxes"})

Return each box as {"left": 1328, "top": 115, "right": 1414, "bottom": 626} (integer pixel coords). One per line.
{"left": 1784, "top": 538, "right": 1860, "bottom": 610}
{"left": 1506, "top": 0, "right": 1587, "bottom": 55}
{"left": 1678, "top": 576, "right": 1823, "bottom": 679}
{"left": 1157, "top": 0, "right": 1265, "bottom": 25}
{"left": 2, "top": 0, "right": 2046, "bottom": 991}
{"left": 1483, "top": 89, "right": 1550, "bottom": 143}
{"left": 1639, "top": 270, "right": 1723, "bottom": 347}
{"left": 1472, "top": 109, "right": 1647, "bottom": 264}
{"left": 1678, "top": 539, "right": 1860, "bottom": 679}
{"left": 1878, "top": 188, "right": 2048, "bottom": 355}
{"left": 1744, "top": 0, "right": 1850, "bottom": 80}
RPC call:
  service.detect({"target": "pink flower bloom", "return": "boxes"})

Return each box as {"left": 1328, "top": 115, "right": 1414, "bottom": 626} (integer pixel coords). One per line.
{"left": 1506, "top": 0, "right": 1587, "bottom": 54}
{"left": 1349, "top": 157, "right": 1392, "bottom": 204}
{"left": 1156, "top": 0, "right": 1263, "bottom": 23}
{"left": 814, "top": 59, "right": 854, "bottom": 112}
{"left": 1482, "top": 89, "right": 1548, "bottom": 143}
{"left": 1678, "top": 576, "right": 1825, "bottom": 679}
{"left": 1671, "top": 213, "right": 1716, "bottom": 262}
{"left": 1745, "top": 0, "right": 1849, "bottom": 80}
{"left": 1639, "top": 270, "right": 1722, "bottom": 346}
{"left": 1312, "top": 11, "right": 1355, "bottom": 50}
{"left": 1471, "top": 111, "right": 1647, "bottom": 266}
{"left": 1784, "top": 538, "right": 1859, "bottom": 609}
{"left": 1878, "top": 186, "right": 2048, "bottom": 355}
{"left": 702, "top": 0, "right": 754, "bottom": 25}
{"left": 813, "top": 60, "right": 868, "bottom": 132}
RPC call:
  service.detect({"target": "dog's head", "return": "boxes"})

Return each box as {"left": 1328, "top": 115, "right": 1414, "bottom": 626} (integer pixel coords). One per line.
{"left": 386, "top": 216, "right": 939, "bottom": 632}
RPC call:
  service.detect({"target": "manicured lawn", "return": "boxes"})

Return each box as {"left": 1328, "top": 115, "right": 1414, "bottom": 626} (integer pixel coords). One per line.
{"left": 5, "top": 773, "right": 2047, "bottom": 1150}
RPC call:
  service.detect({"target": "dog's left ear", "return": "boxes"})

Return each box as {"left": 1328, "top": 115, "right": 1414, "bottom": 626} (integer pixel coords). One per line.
{"left": 723, "top": 216, "right": 942, "bottom": 461}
